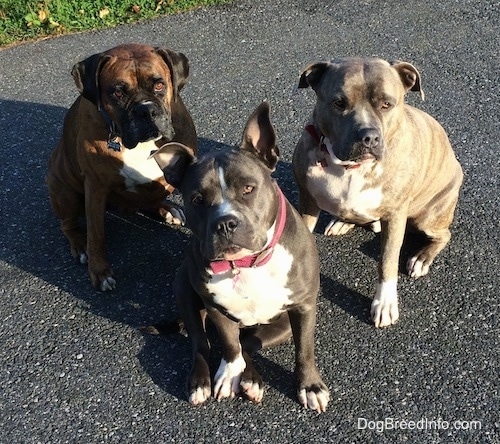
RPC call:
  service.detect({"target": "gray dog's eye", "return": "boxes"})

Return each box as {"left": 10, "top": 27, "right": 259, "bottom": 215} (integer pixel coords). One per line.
{"left": 333, "top": 98, "right": 347, "bottom": 111}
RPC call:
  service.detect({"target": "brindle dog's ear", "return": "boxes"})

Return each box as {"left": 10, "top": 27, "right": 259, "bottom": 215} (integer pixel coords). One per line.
{"left": 240, "top": 102, "right": 279, "bottom": 171}
{"left": 390, "top": 60, "right": 425, "bottom": 100}
{"left": 150, "top": 142, "right": 195, "bottom": 189}
{"left": 71, "top": 53, "right": 112, "bottom": 107}
{"left": 155, "top": 48, "right": 190, "bottom": 99}
{"left": 298, "top": 61, "right": 330, "bottom": 90}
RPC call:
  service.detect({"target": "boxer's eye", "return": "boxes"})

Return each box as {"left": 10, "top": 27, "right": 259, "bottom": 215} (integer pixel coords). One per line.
{"left": 154, "top": 81, "right": 165, "bottom": 93}
{"left": 333, "top": 98, "right": 347, "bottom": 111}
{"left": 243, "top": 185, "right": 254, "bottom": 195}
{"left": 113, "top": 89, "right": 124, "bottom": 99}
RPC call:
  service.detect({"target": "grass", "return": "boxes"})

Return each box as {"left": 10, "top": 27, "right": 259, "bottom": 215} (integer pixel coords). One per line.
{"left": 0, "top": 0, "right": 230, "bottom": 47}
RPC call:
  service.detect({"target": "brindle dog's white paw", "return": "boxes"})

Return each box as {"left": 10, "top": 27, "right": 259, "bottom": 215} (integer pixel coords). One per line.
{"left": 370, "top": 220, "right": 381, "bottom": 233}
{"left": 324, "top": 218, "right": 355, "bottom": 236}
{"left": 298, "top": 386, "right": 330, "bottom": 413}
{"left": 407, "top": 254, "right": 431, "bottom": 278}
{"left": 213, "top": 356, "right": 246, "bottom": 400}
{"left": 371, "top": 281, "right": 399, "bottom": 328}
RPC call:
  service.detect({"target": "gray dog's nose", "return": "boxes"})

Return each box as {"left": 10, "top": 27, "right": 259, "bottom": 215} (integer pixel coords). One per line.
{"left": 360, "top": 128, "right": 380, "bottom": 148}
{"left": 214, "top": 215, "right": 239, "bottom": 236}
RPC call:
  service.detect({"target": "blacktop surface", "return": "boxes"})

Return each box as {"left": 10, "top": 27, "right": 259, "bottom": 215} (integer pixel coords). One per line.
{"left": 0, "top": 0, "right": 498, "bottom": 442}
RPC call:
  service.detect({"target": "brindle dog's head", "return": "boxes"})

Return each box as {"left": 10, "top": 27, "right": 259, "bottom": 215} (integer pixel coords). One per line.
{"left": 72, "top": 43, "right": 189, "bottom": 149}
{"left": 298, "top": 57, "right": 424, "bottom": 162}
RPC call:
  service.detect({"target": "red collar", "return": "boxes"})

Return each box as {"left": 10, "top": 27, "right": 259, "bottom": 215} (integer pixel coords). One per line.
{"left": 305, "top": 125, "right": 361, "bottom": 169}
{"left": 209, "top": 185, "right": 287, "bottom": 275}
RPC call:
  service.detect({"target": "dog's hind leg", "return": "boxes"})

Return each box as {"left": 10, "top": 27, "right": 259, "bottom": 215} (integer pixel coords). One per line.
{"left": 46, "top": 173, "right": 87, "bottom": 264}
{"left": 238, "top": 313, "right": 292, "bottom": 403}
{"left": 174, "top": 262, "right": 211, "bottom": 405}
{"left": 407, "top": 185, "right": 460, "bottom": 278}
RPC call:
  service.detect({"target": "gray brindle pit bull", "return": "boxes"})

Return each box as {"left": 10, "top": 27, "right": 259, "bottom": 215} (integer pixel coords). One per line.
{"left": 152, "top": 103, "right": 330, "bottom": 412}
{"left": 293, "top": 57, "right": 463, "bottom": 328}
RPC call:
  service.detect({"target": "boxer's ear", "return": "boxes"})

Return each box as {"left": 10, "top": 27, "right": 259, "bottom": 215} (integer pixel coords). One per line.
{"left": 298, "top": 61, "right": 329, "bottom": 90}
{"left": 150, "top": 142, "right": 194, "bottom": 188}
{"left": 240, "top": 102, "right": 279, "bottom": 171}
{"left": 390, "top": 60, "right": 425, "bottom": 100}
{"left": 155, "top": 48, "right": 190, "bottom": 98}
{"left": 72, "top": 54, "right": 112, "bottom": 106}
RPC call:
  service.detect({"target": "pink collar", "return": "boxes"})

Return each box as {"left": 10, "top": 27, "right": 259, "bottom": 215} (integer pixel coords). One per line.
{"left": 209, "top": 185, "right": 287, "bottom": 275}
{"left": 305, "top": 125, "right": 361, "bottom": 169}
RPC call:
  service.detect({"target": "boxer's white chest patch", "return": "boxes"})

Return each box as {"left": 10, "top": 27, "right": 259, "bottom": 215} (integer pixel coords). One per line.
{"left": 206, "top": 244, "right": 294, "bottom": 327}
{"left": 306, "top": 158, "right": 383, "bottom": 223}
{"left": 119, "top": 140, "right": 164, "bottom": 191}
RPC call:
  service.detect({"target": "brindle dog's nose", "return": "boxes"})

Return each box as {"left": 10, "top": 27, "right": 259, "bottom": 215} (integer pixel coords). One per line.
{"left": 359, "top": 128, "right": 381, "bottom": 148}
{"left": 214, "top": 215, "right": 239, "bottom": 237}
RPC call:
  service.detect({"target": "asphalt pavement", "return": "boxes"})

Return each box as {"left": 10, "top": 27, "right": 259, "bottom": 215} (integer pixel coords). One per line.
{"left": 0, "top": 0, "right": 498, "bottom": 442}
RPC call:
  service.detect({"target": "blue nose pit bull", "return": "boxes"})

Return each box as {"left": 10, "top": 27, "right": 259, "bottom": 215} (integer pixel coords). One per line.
{"left": 152, "top": 103, "right": 329, "bottom": 412}
{"left": 293, "top": 57, "right": 463, "bottom": 328}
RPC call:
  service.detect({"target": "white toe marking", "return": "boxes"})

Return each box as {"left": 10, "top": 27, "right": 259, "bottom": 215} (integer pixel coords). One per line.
{"left": 100, "top": 276, "right": 116, "bottom": 292}
{"left": 297, "top": 387, "right": 330, "bottom": 413}
{"left": 189, "top": 386, "right": 210, "bottom": 406}
{"left": 241, "top": 380, "right": 264, "bottom": 403}
{"left": 79, "top": 252, "right": 88, "bottom": 264}
{"left": 370, "top": 220, "right": 381, "bottom": 233}
{"left": 371, "top": 280, "right": 399, "bottom": 328}
{"left": 324, "top": 218, "right": 355, "bottom": 236}
{"left": 407, "top": 255, "right": 430, "bottom": 278}
{"left": 213, "top": 353, "right": 246, "bottom": 400}
{"left": 165, "top": 207, "right": 185, "bottom": 225}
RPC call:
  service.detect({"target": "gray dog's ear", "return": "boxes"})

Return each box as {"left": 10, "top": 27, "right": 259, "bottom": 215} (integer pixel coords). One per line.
{"left": 71, "top": 53, "right": 112, "bottom": 107}
{"left": 155, "top": 48, "right": 190, "bottom": 99}
{"left": 240, "top": 102, "right": 279, "bottom": 171}
{"left": 298, "top": 61, "right": 330, "bottom": 90}
{"left": 149, "top": 142, "right": 195, "bottom": 189}
{"left": 390, "top": 60, "right": 425, "bottom": 100}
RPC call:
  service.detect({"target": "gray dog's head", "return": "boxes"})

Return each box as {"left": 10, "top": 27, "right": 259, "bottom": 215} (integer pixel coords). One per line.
{"left": 152, "top": 102, "right": 280, "bottom": 262}
{"left": 298, "top": 57, "right": 424, "bottom": 162}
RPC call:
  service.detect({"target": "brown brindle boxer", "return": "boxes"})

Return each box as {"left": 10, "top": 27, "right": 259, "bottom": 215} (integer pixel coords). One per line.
{"left": 293, "top": 57, "right": 463, "bottom": 328}
{"left": 46, "top": 43, "right": 197, "bottom": 291}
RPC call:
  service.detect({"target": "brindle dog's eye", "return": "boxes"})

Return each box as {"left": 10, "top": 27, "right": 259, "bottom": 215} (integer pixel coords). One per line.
{"left": 243, "top": 185, "right": 254, "bottom": 195}
{"left": 113, "top": 88, "right": 124, "bottom": 99}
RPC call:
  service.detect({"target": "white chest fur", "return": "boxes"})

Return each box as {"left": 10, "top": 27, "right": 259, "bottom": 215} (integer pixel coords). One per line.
{"left": 306, "top": 159, "right": 384, "bottom": 223}
{"left": 119, "top": 140, "right": 164, "bottom": 191}
{"left": 206, "top": 244, "right": 294, "bottom": 327}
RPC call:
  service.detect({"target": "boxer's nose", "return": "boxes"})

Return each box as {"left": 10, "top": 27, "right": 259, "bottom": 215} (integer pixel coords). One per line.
{"left": 134, "top": 101, "right": 159, "bottom": 118}
{"left": 214, "top": 215, "right": 239, "bottom": 237}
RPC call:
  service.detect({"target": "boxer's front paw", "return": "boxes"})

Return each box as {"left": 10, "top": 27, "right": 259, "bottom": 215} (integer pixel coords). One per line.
{"left": 89, "top": 267, "right": 116, "bottom": 291}
{"left": 371, "top": 280, "right": 399, "bottom": 328}
{"left": 324, "top": 218, "right": 355, "bottom": 236}
{"left": 213, "top": 355, "right": 246, "bottom": 401}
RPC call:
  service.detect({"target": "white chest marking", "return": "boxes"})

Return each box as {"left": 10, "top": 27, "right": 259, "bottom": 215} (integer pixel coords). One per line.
{"left": 119, "top": 140, "right": 164, "bottom": 191}
{"left": 206, "top": 244, "right": 294, "bottom": 326}
{"left": 306, "top": 157, "right": 383, "bottom": 223}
